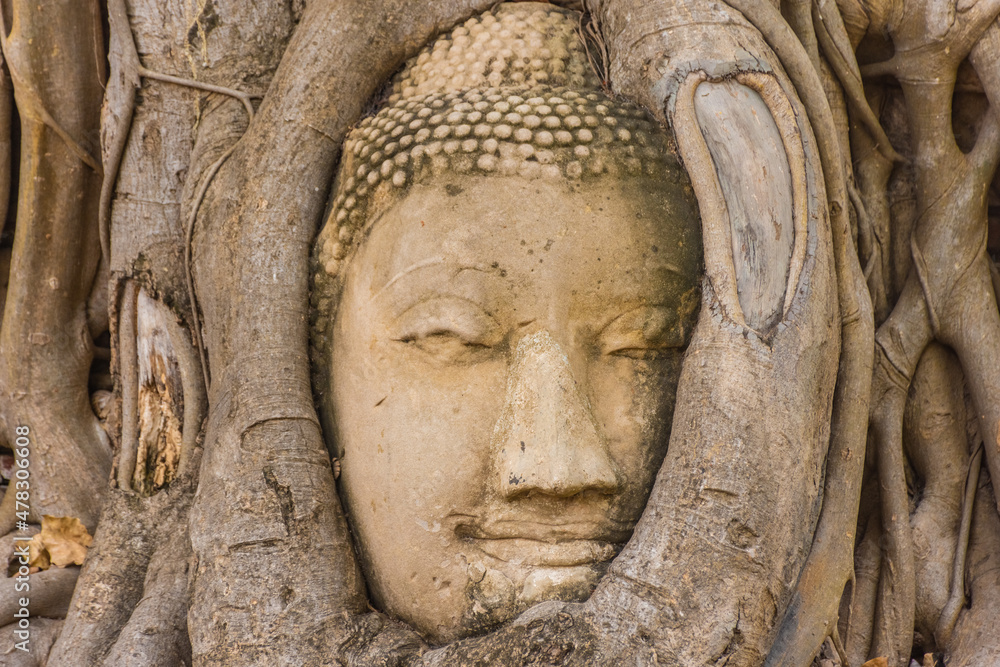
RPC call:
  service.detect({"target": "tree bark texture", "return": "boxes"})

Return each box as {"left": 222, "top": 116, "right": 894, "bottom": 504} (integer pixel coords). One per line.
{"left": 0, "top": 0, "right": 998, "bottom": 666}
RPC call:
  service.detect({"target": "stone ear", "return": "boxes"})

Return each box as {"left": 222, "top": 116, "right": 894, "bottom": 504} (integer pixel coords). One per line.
{"left": 673, "top": 71, "right": 809, "bottom": 336}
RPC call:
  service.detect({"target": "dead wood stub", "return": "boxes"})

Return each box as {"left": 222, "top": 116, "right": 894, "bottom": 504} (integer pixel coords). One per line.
{"left": 133, "top": 289, "right": 184, "bottom": 495}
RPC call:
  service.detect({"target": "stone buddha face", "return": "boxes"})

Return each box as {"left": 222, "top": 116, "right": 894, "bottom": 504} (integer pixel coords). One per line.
{"left": 329, "top": 171, "right": 700, "bottom": 642}
{"left": 311, "top": 2, "right": 702, "bottom": 644}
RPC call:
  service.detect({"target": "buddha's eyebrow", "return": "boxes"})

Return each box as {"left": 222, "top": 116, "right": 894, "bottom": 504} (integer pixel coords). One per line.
{"left": 372, "top": 259, "right": 499, "bottom": 301}
{"left": 376, "top": 257, "right": 446, "bottom": 297}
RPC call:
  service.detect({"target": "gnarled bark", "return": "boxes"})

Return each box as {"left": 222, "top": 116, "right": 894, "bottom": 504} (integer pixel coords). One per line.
{"left": 1, "top": 0, "right": 999, "bottom": 665}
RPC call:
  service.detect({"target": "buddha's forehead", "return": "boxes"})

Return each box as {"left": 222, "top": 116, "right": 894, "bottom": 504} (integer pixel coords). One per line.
{"left": 313, "top": 2, "right": 685, "bottom": 283}
{"left": 356, "top": 173, "right": 701, "bottom": 300}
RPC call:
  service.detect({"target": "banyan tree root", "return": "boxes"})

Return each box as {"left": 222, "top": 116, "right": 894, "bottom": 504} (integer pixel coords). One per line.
{"left": 4, "top": 1, "right": 998, "bottom": 665}
{"left": 47, "top": 276, "right": 204, "bottom": 664}
{"left": 859, "top": 5, "right": 1000, "bottom": 663}
{"left": 844, "top": 509, "right": 883, "bottom": 666}
{"left": 0, "top": 49, "right": 11, "bottom": 248}
{"left": 46, "top": 477, "right": 199, "bottom": 666}
{"left": 902, "top": 345, "right": 970, "bottom": 648}
{"left": 867, "top": 279, "right": 931, "bottom": 664}
{"left": 934, "top": 443, "right": 982, "bottom": 647}
{"left": 0, "top": 617, "right": 64, "bottom": 667}
{"left": 0, "top": 0, "right": 111, "bottom": 534}
{"left": 847, "top": 83, "right": 896, "bottom": 323}
{"left": 943, "top": 468, "right": 1000, "bottom": 667}
{"left": 700, "top": 0, "right": 876, "bottom": 663}
{"left": 0, "top": 567, "right": 79, "bottom": 626}
{"left": 104, "top": 0, "right": 264, "bottom": 393}
{"left": 100, "top": 0, "right": 257, "bottom": 265}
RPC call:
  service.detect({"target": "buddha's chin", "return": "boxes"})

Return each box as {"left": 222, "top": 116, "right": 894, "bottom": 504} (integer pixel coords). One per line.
{"left": 421, "top": 560, "right": 609, "bottom": 644}
{"left": 370, "top": 533, "right": 622, "bottom": 644}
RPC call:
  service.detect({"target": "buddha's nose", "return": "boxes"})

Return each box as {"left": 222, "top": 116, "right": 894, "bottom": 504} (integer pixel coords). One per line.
{"left": 492, "top": 330, "right": 621, "bottom": 499}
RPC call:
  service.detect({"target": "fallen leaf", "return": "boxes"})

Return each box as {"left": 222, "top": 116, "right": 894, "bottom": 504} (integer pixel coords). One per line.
{"left": 26, "top": 533, "right": 50, "bottom": 570}
{"left": 37, "top": 515, "right": 93, "bottom": 568}
{"left": 862, "top": 659, "right": 888, "bottom": 667}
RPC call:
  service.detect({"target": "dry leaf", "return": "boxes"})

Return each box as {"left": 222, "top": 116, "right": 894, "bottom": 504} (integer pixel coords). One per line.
{"left": 36, "top": 515, "right": 93, "bottom": 568}
{"left": 26, "top": 533, "right": 50, "bottom": 570}
{"left": 862, "top": 659, "right": 889, "bottom": 667}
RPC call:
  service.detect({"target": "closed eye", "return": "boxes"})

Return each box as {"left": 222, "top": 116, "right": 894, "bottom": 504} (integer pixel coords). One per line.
{"left": 597, "top": 305, "right": 688, "bottom": 360}
{"left": 390, "top": 296, "right": 502, "bottom": 362}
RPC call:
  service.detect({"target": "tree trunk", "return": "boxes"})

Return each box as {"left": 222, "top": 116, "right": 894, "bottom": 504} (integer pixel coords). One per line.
{"left": 1, "top": 0, "right": 999, "bottom": 665}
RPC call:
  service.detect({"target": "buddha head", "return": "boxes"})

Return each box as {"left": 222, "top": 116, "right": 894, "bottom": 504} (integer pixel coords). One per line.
{"left": 310, "top": 2, "right": 702, "bottom": 644}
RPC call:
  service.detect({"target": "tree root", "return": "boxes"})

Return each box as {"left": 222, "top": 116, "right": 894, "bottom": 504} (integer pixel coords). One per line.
{"left": 934, "top": 444, "right": 983, "bottom": 646}
{"left": 812, "top": 0, "right": 903, "bottom": 165}
{"left": 0, "top": 567, "right": 79, "bottom": 625}
{"left": 0, "top": 0, "right": 111, "bottom": 533}
{"left": 845, "top": 509, "right": 881, "bottom": 666}
{"left": 718, "top": 2, "right": 875, "bottom": 665}
{"left": 160, "top": 299, "right": 207, "bottom": 479}
{"left": 98, "top": 509, "right": 193, "bottom": 666}
{"left": 100, "top": 0, "right": 257, "bottom": 266}
{"left": 183, "top": 144, "right": 240, "bottom": 392}
{"left": 944, "top": 467, "right": 1000, "bottom": 666}
{"left": 115, "top": 280, "right": 139, "bottom": 491}
{"left": 904, "top": 344, "right": 969, "bottom": 646}
{"left": 847, "top": 86, "right": 895, "bottom": 322}
{"left": 847, "top": 7, "right": 1000, "bottom": 663}
{"left": 867, "top": 277, "right": 937, "bottom": 664}
{"left": 47, "top": 467, "right": 199, "bottom": 667}
{"left": 0, "top": 617, "right": 63, "bottom": 667}
{"left": 0, "top": 50, "right": 11, "bottom": 237}
{"left": 0, "top": 50, "right": 102, "bottom": 174}
{"left": 831, "top": 627, "right": 850, "bottom": 667}
{"left": 103, "top": 0, "right": 258, "bottom": 393}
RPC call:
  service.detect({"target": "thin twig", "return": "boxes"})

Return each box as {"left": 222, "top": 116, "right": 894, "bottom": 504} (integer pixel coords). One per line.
{"left": 139, "top": 67, "right": 258, "bottom": 120}
{"left": 577, "top": 11, "right": 608, "bottom": 91}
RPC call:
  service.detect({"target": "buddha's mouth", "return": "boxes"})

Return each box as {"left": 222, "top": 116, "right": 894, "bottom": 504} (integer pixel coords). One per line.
{"left": 455, "top": 519, "right": 629, "bottom": 567}
{"left": 468, "top": 537, "right": 622, "bottom": 567}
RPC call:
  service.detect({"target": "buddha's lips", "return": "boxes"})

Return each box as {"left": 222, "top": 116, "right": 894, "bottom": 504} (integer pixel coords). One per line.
{"left": 468, "top": 537, "right": 622, "bottom": 567}
{"left": 454, "top": 520, "right": 628, "bottom": 566}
